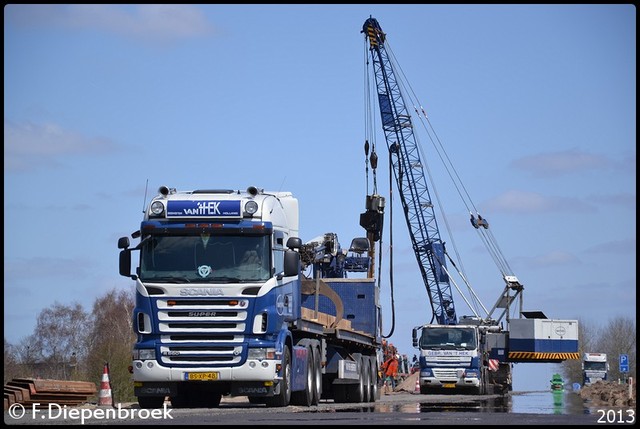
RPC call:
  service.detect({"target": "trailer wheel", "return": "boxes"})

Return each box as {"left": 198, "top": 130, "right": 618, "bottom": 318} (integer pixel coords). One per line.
{"left": 368, "top": 355, "right": 378, "bottom": 402}
{"left": 362, "top": 356, "right": 371, "bottom": 403}
{"left": 265, "top": 347, "right": 291, "bottom": 407}
{"left": 311, "top": 345, "right": 322, "bottom": 405}
{"left": 346, "top": 355, "right": 365, "bottom": 403}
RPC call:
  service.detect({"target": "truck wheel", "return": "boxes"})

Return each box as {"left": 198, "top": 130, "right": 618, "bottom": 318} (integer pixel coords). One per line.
{"left": 368, "top": 356, "right": 378, "bottom": 402}
{"left": 291, "top": 345, "right": 314, "bottom": 406}
{"left": 311, "top": 345, "right": 322, "bottom": 405}
{"left": 346, "top": 356, "right": 365, "bottom": 403}
{"left": 479, "top": 367, "right": 488, "bottom": 395}
{"left": 138, "top": 396, "right": 164, "bottom": 409}
{"left": 362, "top": 356, "right": 371, "bottom": 403}
{"left": 265, "top": 347, "right": 291, "bottom": 407}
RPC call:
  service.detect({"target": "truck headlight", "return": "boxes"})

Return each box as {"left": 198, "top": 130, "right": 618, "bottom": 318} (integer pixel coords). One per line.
{"left": 248, "top": 347, "right": 276, "bottom": 360}
{"left": 133, "top": 349, "right": 156, "bottom": 360}
{"left": 464, "top": 369, "right": 479, "bottom": 378}
{"left": 420, "top": 368, "right": 432, "bottom": 377}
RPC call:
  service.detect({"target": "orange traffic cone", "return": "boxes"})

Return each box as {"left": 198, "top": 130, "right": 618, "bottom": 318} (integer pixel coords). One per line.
{"left": 414, "top": 376, "right": 420, "bottom": 394}
{"left": 98, "top": 363, "right": 114, "bottom": 406}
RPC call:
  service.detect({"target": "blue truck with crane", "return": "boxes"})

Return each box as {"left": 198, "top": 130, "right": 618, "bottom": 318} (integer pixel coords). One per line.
{"left": 361, "top": 16, "right": 579, "bottom": 394}
{"left": 118, "top": 185, "right": 386, "bottom": 408}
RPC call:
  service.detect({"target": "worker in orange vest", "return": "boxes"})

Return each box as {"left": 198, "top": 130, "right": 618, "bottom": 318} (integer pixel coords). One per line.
{"left": 381, "top": 354, "right": 399, "bottom": 394}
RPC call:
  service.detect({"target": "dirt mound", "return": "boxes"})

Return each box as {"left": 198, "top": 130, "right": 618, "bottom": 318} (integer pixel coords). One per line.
{"left": 579, "top": 380, "right": 636, "bottom": 408}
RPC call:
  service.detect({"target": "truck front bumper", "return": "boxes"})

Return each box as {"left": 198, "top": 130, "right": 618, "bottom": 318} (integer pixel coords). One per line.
{"left": 421, "top": 372, "right": 480, "bottom": 389}
{"left": 132, "top": 358, "right": 279, "bottom": 382}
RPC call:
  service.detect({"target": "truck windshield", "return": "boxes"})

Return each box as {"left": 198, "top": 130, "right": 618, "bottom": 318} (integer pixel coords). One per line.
{"left": 584, "top": 362, "right": 607, "bottom": 371}
{"left": 420, "top": 327, "right": 477, "bottom": 350}
{"left": 139, "top": 234, "right": 271, "bottom": 283}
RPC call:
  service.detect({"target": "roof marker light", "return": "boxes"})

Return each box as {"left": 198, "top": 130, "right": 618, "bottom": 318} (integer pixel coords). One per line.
{"left": 150, "top": 201, "right": 165, "bottom": 216}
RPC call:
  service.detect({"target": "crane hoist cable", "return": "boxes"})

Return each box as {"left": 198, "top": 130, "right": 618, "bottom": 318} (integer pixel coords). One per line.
{"left": 380, "top": 38, "right": 484, "bottom": 317}
{"left": 363, "top": 16, "right": 525, "bottom": 329}
{"left": 364, "top": 34, "right": 401, "bottom": 337}
{"left": 383, "top": 152, "right": 397, "bottom": 337}
{"left": 384, "top": 37, "right": 518, "bottom": 284}
{"left": 388, "top": 45, "right": 525, "bottom": 324}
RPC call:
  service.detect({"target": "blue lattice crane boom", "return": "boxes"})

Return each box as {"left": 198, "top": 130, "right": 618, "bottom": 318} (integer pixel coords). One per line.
{"left": 362, "top": 17, "right": 457, "bottom": 326}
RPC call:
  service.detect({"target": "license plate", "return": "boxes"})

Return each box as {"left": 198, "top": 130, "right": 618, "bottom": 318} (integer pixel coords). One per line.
{"left": 442, "top": 383, "right": 456, "bottom": 388}
{"left": 186, "top": 372, "right": 219, "bottom": 381}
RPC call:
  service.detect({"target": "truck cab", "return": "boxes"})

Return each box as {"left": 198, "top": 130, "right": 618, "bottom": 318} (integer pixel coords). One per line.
{"left": 582, "top": 353, "right": 609, "bottom": 386}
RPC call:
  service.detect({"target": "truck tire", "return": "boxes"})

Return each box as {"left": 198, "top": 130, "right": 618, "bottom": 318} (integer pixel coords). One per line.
{"left": 368, "top": 355, "right": 378, "bottom": 402}
{"left": 362, "top": 356, "right": 371, "bottom": 403}
{"left": 291, "top": 345, "right": 314, "bottom": 406}
{"left": 479, "top": 367, "right": 488, "bottom": 395}
{"left": 265, "top": 347, "right": 291, "bottom": 407}
{"left": 138, "top": 396, "right": 165, "bottom": 409}
{"left": 346, "top": 355, "right": 365, "bottom": 403}
{"left": 311, "top": 345, "right": 322, "bottom": 405}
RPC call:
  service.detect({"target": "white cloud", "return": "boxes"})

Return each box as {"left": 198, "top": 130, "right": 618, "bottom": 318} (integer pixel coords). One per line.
{"left": 4, "top": 256, "right": 95, "bottom": 281}
{"left": 515, "top": 250, "right": 581, "bottom": 269}
{"left": 590, "top": 193, "right": 636, "bottom": 210}
{"left": 510, "top": 148, "right": 614, "bottom": 178}
{"left": 6, "top": 4, "right": 213, "bottom": 44}
{"left": 482, "top": 189, "right": 596, "bottom": 214}
{"left": 4, "top": 119, "right": 117, "bottom": 172}
{"left": 584, "top": 239, "right": 636, "bottom": 255}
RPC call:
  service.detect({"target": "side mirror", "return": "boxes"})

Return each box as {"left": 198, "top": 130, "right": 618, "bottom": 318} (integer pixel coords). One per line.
{"left": 119, "top": 249, "right": 133, "bottom": 278}
{"left": 283, "top": 250, "right": 300, "bottom": 277}
{"left": 118, "top": 236, "right": 130, "bottom": 249}
{"left": 412, "top": 328, "right": 418, "bottom": 348}
{"left": 286, "top": 237, "right": 302, "bottom": 250}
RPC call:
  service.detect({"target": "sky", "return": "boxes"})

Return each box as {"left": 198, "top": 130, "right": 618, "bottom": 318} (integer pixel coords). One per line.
{"left": 4, "top": 4, "right": 636, "bottom": 392}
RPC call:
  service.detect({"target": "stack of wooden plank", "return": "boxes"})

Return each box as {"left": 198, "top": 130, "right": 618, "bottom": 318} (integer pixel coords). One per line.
{"left": 301, "top": 306, "right": 355, "bottom": 331}
{"left": 4, "top": 378, "right": 97, "bottom": 410}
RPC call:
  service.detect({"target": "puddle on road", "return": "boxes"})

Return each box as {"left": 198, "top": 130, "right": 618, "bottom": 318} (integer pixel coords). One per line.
{"left": 334, "top": 391, "right": 590, "bottom": 415}
{"left": 510, "top": 390, "right": 590, "bottom": 415}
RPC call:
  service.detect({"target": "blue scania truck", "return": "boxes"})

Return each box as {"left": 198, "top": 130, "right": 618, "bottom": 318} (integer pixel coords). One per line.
{"left": 118, "top": 185, "right": 385, "bottom": 408}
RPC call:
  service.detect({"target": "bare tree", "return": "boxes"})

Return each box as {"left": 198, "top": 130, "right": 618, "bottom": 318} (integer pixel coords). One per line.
{"left": 560, "top": 315, "right": 636, "bottom": 385}
{"left": 598, "top": 316, "right": 636, "bottom": 382}
{"left": 30, "top": 302, "right": 91, "bottom": 380}
{"left": 4, "top": 338, "right": 20, "bottom": 384}
{"left": 86, "top": 287, "right": 136, "bottom": 402}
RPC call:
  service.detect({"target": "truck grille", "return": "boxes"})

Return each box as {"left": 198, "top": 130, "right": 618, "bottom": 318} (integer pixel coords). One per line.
{"left": 432, "top": 368, "right": 460, "bottom": 380}
{"left": 154, "top": 298, "right": 249, "bottom": 365}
